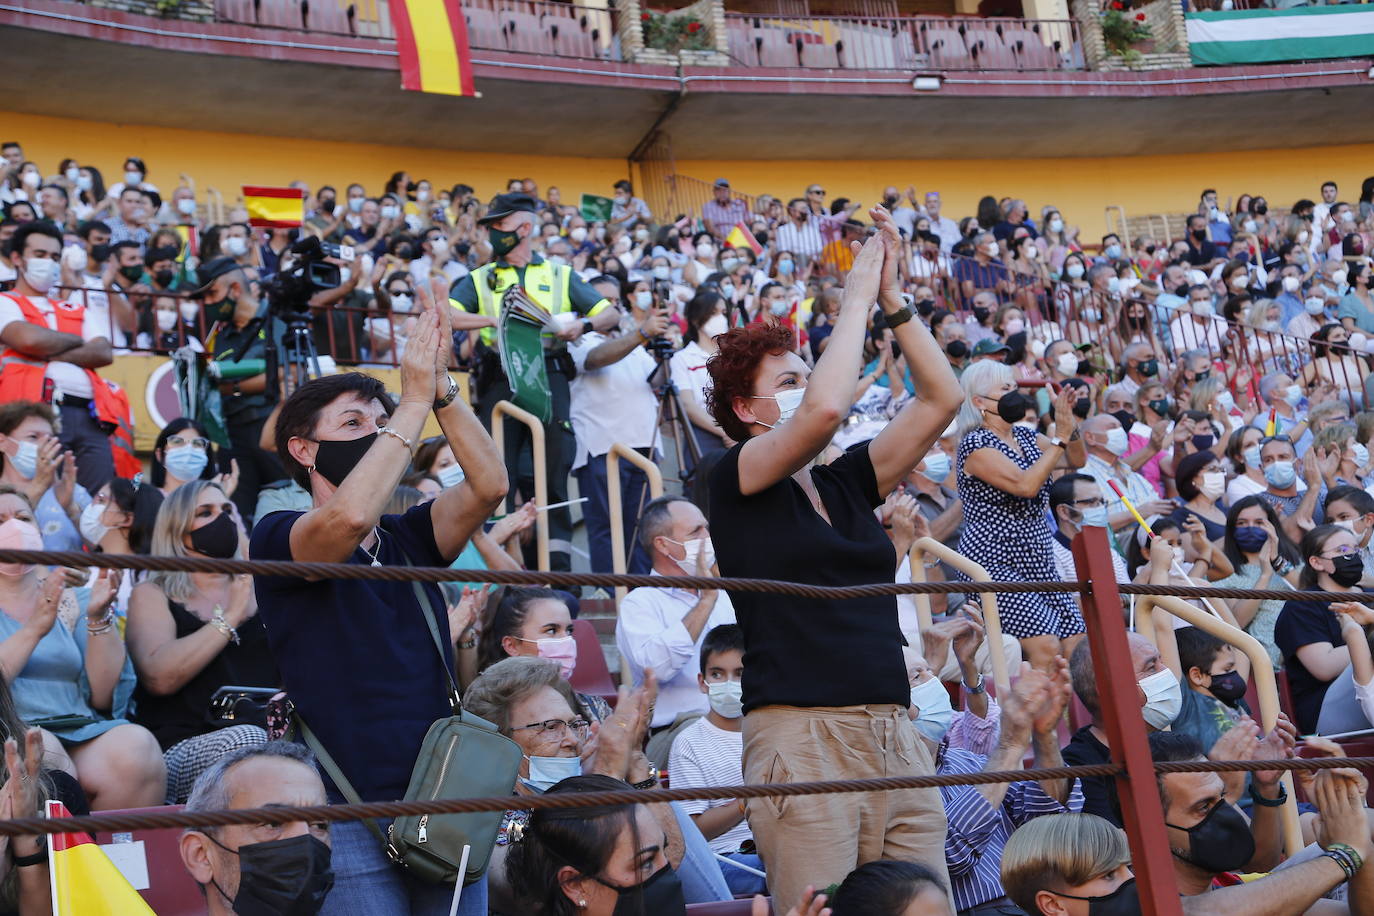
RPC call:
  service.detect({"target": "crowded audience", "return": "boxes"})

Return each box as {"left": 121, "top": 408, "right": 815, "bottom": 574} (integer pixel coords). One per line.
{"left": 10, "top": 141, "right": 1374, "bottom": 913}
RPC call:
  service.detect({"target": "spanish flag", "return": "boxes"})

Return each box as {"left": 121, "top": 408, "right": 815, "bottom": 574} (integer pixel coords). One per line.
{"left": 392, "top": 0, "right": 477, "bottom": 97}
{"left": 724, "top": 222, "right": 763, "bottom": 257}
{"left": 47, "top": 800, "right": 156, "bottom": 915}
{"left": 242, "top": 186, "right": 304, "bottom": 229}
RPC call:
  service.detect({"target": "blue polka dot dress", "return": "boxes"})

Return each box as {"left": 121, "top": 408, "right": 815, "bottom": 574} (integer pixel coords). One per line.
{"left": 955, "top": 424, "right": 1085, "bottom": 640}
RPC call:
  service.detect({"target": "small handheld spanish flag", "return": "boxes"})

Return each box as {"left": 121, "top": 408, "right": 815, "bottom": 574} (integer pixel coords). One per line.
{"left": 725, "top": 222, "right": 764, "bottom": 257}
{"left": 1266, "top": 406, "right": 1277, "bottom": 437}
{"left": 392, "top": 0, "right": 478, "bottom": 97}
{"left": 47, "top": 799, "right": 156, "bottom": 914}
{"left": 242, "top": 186, "right": 304, "bottom": 229}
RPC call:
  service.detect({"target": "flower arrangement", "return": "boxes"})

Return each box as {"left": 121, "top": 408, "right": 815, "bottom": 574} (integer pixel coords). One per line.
{"left": 1099, "top": 2, "right": 1153, "bottom": 59}
{"left": 641, "top": 9, "right": 712, "bottom": 52}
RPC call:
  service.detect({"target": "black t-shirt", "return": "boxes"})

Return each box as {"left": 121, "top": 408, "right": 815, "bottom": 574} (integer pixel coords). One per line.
{"left": 1062, "top": 725, "right": 1121, "bottom": 826}
{"left": 708, "top": 441, "right": 907, "bottom": 712}
{"left": 210, "top": 308, "right": 286, "bottom": 424}
{"left": 250, "top": 500, "right": 454, "bottom": 801}
{"left": 1184, "top": 239, "right": 1220, "bottom": 266}
{"left": 1274, "top": 598, "right": 1346, "bottom": 734}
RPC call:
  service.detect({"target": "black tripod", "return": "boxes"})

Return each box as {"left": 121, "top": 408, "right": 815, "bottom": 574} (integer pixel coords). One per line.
{"left": 265, "top": 312, "right": 324, "bottom": 400}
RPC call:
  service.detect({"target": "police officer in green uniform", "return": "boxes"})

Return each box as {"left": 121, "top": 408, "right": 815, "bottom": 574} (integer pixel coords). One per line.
{"left": 449, "top": 193, "right": 620, "bottom": 571}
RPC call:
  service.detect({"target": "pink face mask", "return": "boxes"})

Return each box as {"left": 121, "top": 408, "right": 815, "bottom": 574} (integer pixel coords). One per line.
{"left": 0, "top": 518, "right": 43, "bottom": 577}
{"left": 524, "top": 635, "right": 578, "bottom": 680}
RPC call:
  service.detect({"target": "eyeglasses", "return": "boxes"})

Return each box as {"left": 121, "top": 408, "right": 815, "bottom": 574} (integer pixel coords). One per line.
{"left": 1323, "top": 546, "right": 1359, "bottom": 557}
{"left": 808, "top": 188, "right": 825, "bottom": 196}
{"left": 1071, "top": 497, "right": 1106, "bottom": 508}
{"left": 167, "top": 436, "right": 209, "bottom": 451}
{"left": 512, "top": 717, "right": 590, "bottom": 738}
{"left": 1259, "top": 434, "right": 1292, "bottom": 446}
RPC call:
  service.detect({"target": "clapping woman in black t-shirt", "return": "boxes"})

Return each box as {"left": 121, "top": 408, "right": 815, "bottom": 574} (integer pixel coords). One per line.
{"left": 703, "top": 206, "right": 963, "bottom": 911}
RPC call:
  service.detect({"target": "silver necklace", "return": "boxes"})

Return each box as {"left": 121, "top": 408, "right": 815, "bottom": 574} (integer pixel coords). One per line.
{"left": 361, "top": 527, "right": 384, "bottom": 567}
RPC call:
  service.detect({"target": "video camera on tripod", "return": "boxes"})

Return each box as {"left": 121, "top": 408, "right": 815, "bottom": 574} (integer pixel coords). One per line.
{"left": 264, "top": 236, "right": 354, "bottom": 317}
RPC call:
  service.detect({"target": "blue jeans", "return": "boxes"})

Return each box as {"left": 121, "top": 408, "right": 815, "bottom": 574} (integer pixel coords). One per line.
{"left": 320, "top": 819, "right": 488, "bottom": 916}
{"left": 670, "top": 802, "right": 732, "bottom": 903}
{"left": 575, "top": 452, "right": 653, "bottom": 575}
{"left": 718, "top": 852, "right": 767, "bottom": 896}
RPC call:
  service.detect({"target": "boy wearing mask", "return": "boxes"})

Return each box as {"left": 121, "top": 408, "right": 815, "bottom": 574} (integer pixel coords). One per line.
{"left": 667, "top": 624, "right": 764, "bottom": 896}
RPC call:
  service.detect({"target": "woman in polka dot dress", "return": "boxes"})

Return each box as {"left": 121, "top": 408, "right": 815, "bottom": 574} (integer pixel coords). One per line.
{"left": 955, "top": 360, "right": 1088, "bottom": 669}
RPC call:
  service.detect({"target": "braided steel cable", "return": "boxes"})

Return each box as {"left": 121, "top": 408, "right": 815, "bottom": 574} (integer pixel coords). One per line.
{"left": 1, "top": 757, "right": 1371, "bottom": 838}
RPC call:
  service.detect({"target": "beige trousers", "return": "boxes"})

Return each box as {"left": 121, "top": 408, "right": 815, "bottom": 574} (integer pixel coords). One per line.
{"left": 741, "top": 703, "right": 951, "bottom": 912}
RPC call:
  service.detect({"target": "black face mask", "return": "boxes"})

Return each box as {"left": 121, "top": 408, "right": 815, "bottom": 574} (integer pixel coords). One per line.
{"left": 1193, "top": 369, "right": 1211, "bottom": 382}
{"left": 393, "top": 244, "right": 415, "bottom": 261}
{"left": 1192, "top": 228, "right": 1208, "bottom": 241}
{"left": 1056, "top": 877, "right": 1143, "bottom": 916}
{"left": 987, "top": 391, "right": 1030, "bottom": 424}
{"left": 972, "top": 306, "right": 991, "bottom": 325}
{"left": 1167, "top": 799, "right": 1256, "bottom": 875}
{"left": 318, "top": 198, "right": 335, "bottom": 214}
{"left": 311, "top": 432, "right": 376, "bottom": 488}
{"left": 1173, "top": 282, "right": 1191, "bottom": 296}
{"left": 489, "top": 227, "right": 521, "bottom": 259}
{"left": 1330, "top": 553, "right": 1365, "bottom": 587}
{"left": 90, "top": 243, "right": 111, "bottom": 263}
{"left": 1254, "top": 203, "right": 1268, "bottom": 215}
{"left": 154, "top": 269, "right": 176, "bottom": 288}
{"left": 119, "top": 264, "right": 144, "bottom": 283}
{"left": 914, "top": 298, "right": 936, "bottom": 317}
{"left": 1208, "top": 670, "right": 1248, "bottom": 705}
{"left": 1148, "top": 397, "right": 1172, "bottom": 419}
{"left": 598, "top": 864, "right": 687, "bottom": 916}
{"left": 1073, "top": 397, "right": 1092, "bottom": 420}
{"left": 1076, "top": 358, "right": 1093, "bottom": 377}
{"left": 208, "top": 833, "right": 334, "bottom": 916}
{"left": 1111, "top": 410, "right": 1136, "bottom": 431}
{"left": 188, "top": 511, "right": 239, "bottom": 559}
{"left": 1137, "top": 358, "right": 1158, "bottom": 377}
{"left": 207, "top": 289, "right": 238, "bottom": 322}
{"left": 1192, "top": 434, "right": 1214, "bottom": 451}
{"left": 945, "top": 340, "right": 968, "bottom": 360}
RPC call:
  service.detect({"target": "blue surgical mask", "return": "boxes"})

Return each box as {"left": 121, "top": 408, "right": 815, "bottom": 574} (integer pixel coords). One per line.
{"left": 6, "top": 441, "right": 38, "bottom": 480}
{"left": 769, "top": 299, "right": 790, "bottom": 317}
{"left": 163, "top": 445, "right": 209, "bottom": 481}
{"left": 1081, "top": 307, "right": 1102, "bottom": 323}
{"left": 437, "top": 463, "right": 466, "bottom": 489}
{"left": 1263, "top": 460, "right": 1296, "bottom": 488}
{"left": 777, "top": 258, "right": 795, "bottom": 275}
{"left": 1104, "top": 244, "right": 1123, "bottom": 259}
{"left": 1243, "top": 444, "right": 1262, "bottom": 470}
{"left": 1081, "top": 504, "right": 1110, "bottom": 529}
{"left": 921, "top": 451, "right": 952, "bottom": 484}
{"left": 1282, "top": 386, "right": 1304, "bottom": 408}
{"left": 910, "top": 676, "right": 954, "bottom": 743}
{"left": 523, "top": 755, "right": 582, "bottom": 793}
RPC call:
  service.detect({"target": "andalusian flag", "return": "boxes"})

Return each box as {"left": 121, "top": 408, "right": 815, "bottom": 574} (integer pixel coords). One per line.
{"left": 46, "top": 800, "right": 156, "bottom": 915}
{"left": 242, "top": 186, "right": 304, "bottom": 229}
{"left": 724, "top": 222, "right": 763, "bottom": 257}
{"left": 392, "top": 0, "right": 477, "bottom": 96}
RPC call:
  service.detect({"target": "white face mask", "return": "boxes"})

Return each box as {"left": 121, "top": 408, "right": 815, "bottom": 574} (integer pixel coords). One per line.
{"left": 664, "top": 536, "right": 714, "bottom": 575}
{"left": 910, "top": 676, "right": 954, "bottom": 743}
{"left": 179, "top": 301, "right": 201, "bottom": 323}
{"left": 223, "top": 236, "right": 249, "bottom": 258}
{"left": 1243, "top": 219, "right": 1258, "bottom": 234}
{"left": 652, "top": 265, "right": 671, "bottom": 281}
{"left": 76, "top": 174, "right": 92, "bottom": 192}
{"left": 62, "top": 245, "right": 88, "bottom": 274}
{"left": 1066, "top": 263, "right": 1085, "bottom": 280}
{"left": 156, "top": 309, "right": 178, "bottom": 331}
{"left": 431, "top": 239, "right": 449, "bottom": 260}
{"left": 982, "top": 241, "right": 999, "bottom": 257}
{"left": 1049, "top": 218, "right": 1064, "bottom": 233}
{"left": 702, "top": 314, "right": 729, "bottom": 338}
{"left": 1104, "top": 427, "right": 1129, "bottom": 457}
{"left": 390, "top": 293, "right": 414, "bottom": 313}
{"left": 436, "top": 463, "right": 465, "bottom": 489}
{"left": 1216, "top": 390, "right": 1236, "bottom": 413}
{"left": 1334, "top": 269, "right": 1350, "bottom": 286}
{"left": 634, "top": 291, "right": 653, "bottom": 310}
{"left": 1003, "top": 318, "right": 1025, "bottom": 337}
{"left": 416, "top": 190, "right": 431, "bottom": 203}
{"left": 1282, "top": 275, "right": 1301, "bottom": 293}
{"left": 696, "top": 243, "right": 716, "bottom": 260}
{"left": 64, "top": 166, "right": 80, "bottom": 183}
{"left": 1055, "top": 352, "right": 1079, "bottom": 376}
{"left": 176, "top": 197, "right": 197, "bottom": 217}
{"left": 1200, "top": 471, "right": 1226, "bottom": 500}
{"left": 23, "top": 257, "right": 58, "bottom": 294}
{"left": 523, "top": 754, "right": 581, "bottom": 793}
{"left": 20, "top": 171, "right": 40, "bottom": 189}
{"left": 1298, "top": 231, "right": 1310, "bottom": 244}
{"left": 756, "top": 387, "right": 805, "bottom": 428}
{"left": 348, "top": 197, "right": 365, "bottom": 213}
{"left": 124, "top": 169, "right": 143, "bottom": 186}
{"left": 380, "top": 204, "right": 400, "bottom": 220}
{"left": 1139, "top": 668, "right": 1182, "bottom": 729}
{"left": 707, "top": 680, "right": 743, "bottom": 719}
{"left": 570, "top": 227, "right": 588, "bottom": 243}
{"left": 79, "top": 502, "right": 110, "bottom": 546}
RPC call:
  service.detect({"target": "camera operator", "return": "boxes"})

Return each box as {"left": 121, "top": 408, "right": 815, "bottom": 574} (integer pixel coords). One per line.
{"left": 190, "top": 256, "right": 287, "bottom": 521}
{"left": 569, "top": 276, "right": 670, "bottom": 574}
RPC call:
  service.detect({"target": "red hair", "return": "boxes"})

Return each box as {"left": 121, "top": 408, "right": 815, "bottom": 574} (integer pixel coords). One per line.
{"left": 706, "top": 324, "right": 796, "bottom": 442}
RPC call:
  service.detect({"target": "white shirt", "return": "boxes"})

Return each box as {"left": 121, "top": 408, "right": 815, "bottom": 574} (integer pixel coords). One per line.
{"left": 0, "top": 293, "right": 106, "bottom": 398}
{"left": 1168, "top": 313, "right": 1226, "bottom": 354}
{"left": 909, "top": 250, "right": 952, "bottom": 281}
{"left": 891, "top": 205, "right": 919, "bottom": 239}
{"left": 928, "top": 215, "right": 962, "bottom": 252}
{"left": 616, "top": 575, "right": 736, "bottom": 728}
{"left": 75, "top": 272, "right": 113, "bottom": 344}
{"left": 669, "top": 340, "right": 714, "bottom": 411}
{"left": 408, "top": 256, "right": 468, "bottom": 287}
{"left": 668, "top": 717, "right": 752, "bottom": 854}
{"left": 568, "top": 332, "right": 661, "bottom": 471}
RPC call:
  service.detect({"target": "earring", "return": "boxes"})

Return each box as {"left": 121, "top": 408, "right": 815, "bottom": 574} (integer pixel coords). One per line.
{"left": 578, "top": 902, "right": 587, "bottom": 909}
{"left": 307, "top": 465, "right": 316, "bottom": 474}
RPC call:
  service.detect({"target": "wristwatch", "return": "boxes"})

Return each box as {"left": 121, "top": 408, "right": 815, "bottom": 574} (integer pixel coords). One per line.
{"left": 963, "top": 673, "right": 986, "bottom": 695}
{"left": 1047, "top": 436, "right": 1066, "bottom": 450}
{"left": 882, "top": 305, "right": 914, "bottom": 330}
{"left": 1248, "top": 783, "right": 1288, "bottom": 808}
{"left": 434, "top": 375, "right": 459, "bottom": 409}
{"left": 581, "top": 319, "right": 595, "bottom": 336}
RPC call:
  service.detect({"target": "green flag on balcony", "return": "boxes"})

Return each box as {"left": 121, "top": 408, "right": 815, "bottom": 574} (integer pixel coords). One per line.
{"left": 1186, "top": 6, "right": 1374, "bottom": 65}
{"left": 580, "top": 194, "right": 613, "bottom": 223}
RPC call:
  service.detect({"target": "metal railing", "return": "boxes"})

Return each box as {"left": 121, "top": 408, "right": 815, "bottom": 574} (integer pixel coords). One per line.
{"left": 212, "top": 0, "right": 616, "bottom": 59}
{"left": 491, "top": 400, "right": 550, "bottom": 571}
{"left": 724, "top": 11, "right": 1083, "bottom": 70}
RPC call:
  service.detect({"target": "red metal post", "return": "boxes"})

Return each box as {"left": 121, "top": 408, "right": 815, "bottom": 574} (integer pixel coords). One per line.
{"left": 1071, "top": 526, "right": 1182, "bottom": 916}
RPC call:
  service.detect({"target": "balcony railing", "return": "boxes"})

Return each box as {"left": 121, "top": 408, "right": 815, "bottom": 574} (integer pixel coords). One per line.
{"left": 724, "top": 12, "right": 1084, "bottom": 70}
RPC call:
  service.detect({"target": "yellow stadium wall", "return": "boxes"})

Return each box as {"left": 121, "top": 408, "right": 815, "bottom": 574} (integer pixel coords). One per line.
{"left": 9, "top": 111, "right": 1374, "bottom": 237}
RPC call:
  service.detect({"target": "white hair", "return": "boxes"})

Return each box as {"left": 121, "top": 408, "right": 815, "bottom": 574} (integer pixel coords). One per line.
{"left": 956, "top": 359, "right": 1015, "bottom": 439}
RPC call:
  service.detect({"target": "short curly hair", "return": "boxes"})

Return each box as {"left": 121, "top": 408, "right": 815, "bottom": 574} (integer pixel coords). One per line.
{"left": 705, "top": 324, "right": 797, "bottom": 443}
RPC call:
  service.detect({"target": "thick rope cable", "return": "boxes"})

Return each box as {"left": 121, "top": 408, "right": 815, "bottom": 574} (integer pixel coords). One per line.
{"left": 6, "top": 548, "right": 1374, "bottom": 603}
{"left": 2, "top": 757, "right": 1371, "bottom": 838}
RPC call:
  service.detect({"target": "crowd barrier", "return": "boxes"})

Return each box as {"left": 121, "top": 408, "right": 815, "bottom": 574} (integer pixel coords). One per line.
{"left": 490, "top": 399, "right": 550, "bottom": 572}
{"left": 608, "top": 442, "right": 666, "bottom": 684}
{"left": 906, "top": 536, "right": 1012, "bottom": 695}
{"left": 5, "top": 536, "right": 1374, "bottom": 916}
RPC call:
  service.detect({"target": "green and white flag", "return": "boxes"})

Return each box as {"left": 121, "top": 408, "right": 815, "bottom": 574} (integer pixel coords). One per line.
{"left": 1187, "top": 6, "right": 1374, "bottom": 66}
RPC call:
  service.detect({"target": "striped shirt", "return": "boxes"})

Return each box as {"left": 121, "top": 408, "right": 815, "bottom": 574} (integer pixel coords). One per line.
{"left": 668, "top": 717, "right": 753, "bottom": 854}
{"left": 775, "top": 213, "right": 846, "bottom": 262}
{"left": 939, "top": 747, "right": 1084, "bottom": 910}
{"left": 702, "top": 198, "right": 750, "bottom": 239}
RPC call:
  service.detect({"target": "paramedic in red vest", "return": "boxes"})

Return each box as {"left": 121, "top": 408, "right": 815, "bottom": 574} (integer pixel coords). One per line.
{"left": 0, "top": 221, "right": 118, "bottom": 494}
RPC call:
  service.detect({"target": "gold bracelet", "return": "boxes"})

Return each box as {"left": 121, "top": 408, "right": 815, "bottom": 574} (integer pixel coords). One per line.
{"left": 376, "top": 425, "right": 415, "bottom": 454}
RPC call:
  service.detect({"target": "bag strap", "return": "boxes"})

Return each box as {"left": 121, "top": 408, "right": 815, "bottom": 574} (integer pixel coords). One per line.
{"left": 411, "top": 579, "right": 463, "bottom": 713}
{"left": 298, "top": 716, "right": 388, "bottom": 846}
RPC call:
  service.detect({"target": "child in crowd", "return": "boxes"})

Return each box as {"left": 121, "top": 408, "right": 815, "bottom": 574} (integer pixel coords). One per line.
{"left": 1169, "top": 625, "right": 1252, "bottom": 752}
{"left": 667, "top": 624, "right": 766, "bottom": 896}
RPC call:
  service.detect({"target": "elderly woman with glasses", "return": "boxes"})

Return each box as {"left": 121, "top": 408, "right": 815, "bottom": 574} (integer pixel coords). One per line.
{"left": 464, "top": 656, "right": 735, "bottom": 910}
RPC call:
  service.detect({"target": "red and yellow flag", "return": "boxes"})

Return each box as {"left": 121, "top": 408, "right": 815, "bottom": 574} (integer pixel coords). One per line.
{"left": 724, "top": 222, "right": 763, "bottom": 257}
{"left": 47, "top": 800, "right": 156, "bottom": 915}
{"left": 392, "top": 0, "right": 477, "bottom": 97}
{"left": 242, "top": 186, "right": 304, "bottom": 229}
